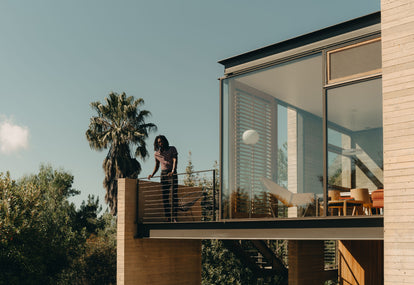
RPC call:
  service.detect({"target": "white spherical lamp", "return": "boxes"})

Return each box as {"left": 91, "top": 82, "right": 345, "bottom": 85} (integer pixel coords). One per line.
{"left": 242, "top": 129, "right": 259, "bottom": 145}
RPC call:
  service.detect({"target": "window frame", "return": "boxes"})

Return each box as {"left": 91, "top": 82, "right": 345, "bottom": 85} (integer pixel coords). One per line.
{"left": 326, "top": 37, "right": 382, "bottom": 85}
{"left": 220, "top": 34, "right": 383, "bottom": 219}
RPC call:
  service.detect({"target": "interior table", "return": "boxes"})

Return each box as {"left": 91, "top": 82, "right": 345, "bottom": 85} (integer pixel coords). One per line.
{"left": 328, "top": 200, "right": 364, "bottom": 216}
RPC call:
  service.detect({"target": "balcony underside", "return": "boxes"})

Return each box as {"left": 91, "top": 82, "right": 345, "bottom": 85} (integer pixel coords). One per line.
{"left": 137, "top": 216, "right": 383, "bottom": 240}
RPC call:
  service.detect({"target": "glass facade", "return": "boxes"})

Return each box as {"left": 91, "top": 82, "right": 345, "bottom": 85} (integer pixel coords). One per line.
{"left": 221, "top": 54, "right": 324, "bottom": 219}
{"left": 221, "top": 36, "right": 383, "bottom": 220}
{"left": 327, "top": 79, "right": 383, "bottom": 192}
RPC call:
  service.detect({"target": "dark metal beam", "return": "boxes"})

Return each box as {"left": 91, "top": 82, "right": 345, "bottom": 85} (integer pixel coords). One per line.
{"left": 218, "top": 12, "right": 380, "bottom": 69}
{"left": 137, "top": 216, "right": 383, "bottom": 240}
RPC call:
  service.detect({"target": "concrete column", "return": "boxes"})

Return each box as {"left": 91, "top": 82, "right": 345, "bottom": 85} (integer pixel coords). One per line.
{"left": 287, "top": 108, "right": 298, "bottom": 217}
{"left": 381, "top": 0, "right": 414, "bottom": 283}
{"left": 117, "top": 178, "right": 201, "bottom": 285}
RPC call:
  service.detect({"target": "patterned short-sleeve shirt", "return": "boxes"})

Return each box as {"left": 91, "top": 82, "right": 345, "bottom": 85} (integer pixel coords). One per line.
{"left": 154, "top": 146, "right": 178, "bottom": 171}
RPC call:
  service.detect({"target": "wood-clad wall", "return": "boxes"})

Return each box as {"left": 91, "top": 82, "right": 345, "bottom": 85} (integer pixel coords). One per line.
{"left": 117, "top": 178, "right": 201, "bottom": 285}
{"left": 338, "top": 240, "right": 384, "bottom": 285}
{"left": 381, "top": 0, "right": 414, "bottom": 284}
{"left": 288, "top": 240, "right": 325, "bottom": 285}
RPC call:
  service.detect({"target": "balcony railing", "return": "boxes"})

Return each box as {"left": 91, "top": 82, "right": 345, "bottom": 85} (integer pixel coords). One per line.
{"left": 136, "top": 170, "right": 218, "bottom": 224}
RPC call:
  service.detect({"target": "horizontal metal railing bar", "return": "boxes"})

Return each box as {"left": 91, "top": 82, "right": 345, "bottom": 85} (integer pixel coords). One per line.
{"left": 143, "top": 198, "right": 214, "bottom": 203}
{"left": 143, "top": 195, "right": 214, "bottom": 201}
{"left": 146, "top": 208, "right": 210, "bottom": 212}
{"left": 141, "top": 196, "right": 214, "bottom": 202}
{"left": 138, "top": 169, "right": 215, "bottom": 180}
{"left": 144, "top": 208, "right": 165, "bottom": 212}
{"left": 139, "top": 188, "right": 213, "bottom": 192}
{"left": 143, "top": 204, "right": 214, "bottom": 211}
{"left": 143, "top": 200, "right": 214, "bottom": 207}
{"left": 139, "top": 183, "right": 212, "bottom": 188}
{"left": 141, "top": 189, "right": 213, "bottom": 195}
{"left": 136, "top": 169, "right": 218, "bottom": 226}
{"left": 140, "top": 189, "right": 210, "bottom": 194}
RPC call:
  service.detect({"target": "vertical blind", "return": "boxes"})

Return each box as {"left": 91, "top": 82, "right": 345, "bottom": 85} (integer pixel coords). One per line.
{"left": 233, "top": 89, "right": 273, "bottom": 214}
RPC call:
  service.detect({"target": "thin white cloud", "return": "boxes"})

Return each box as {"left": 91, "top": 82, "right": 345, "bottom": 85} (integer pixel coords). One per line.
{"left": 0, "top": 118, "right": 29, "bottom": 154}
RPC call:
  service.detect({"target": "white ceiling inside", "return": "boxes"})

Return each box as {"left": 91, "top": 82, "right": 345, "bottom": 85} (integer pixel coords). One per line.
{"left": 234, "top": 54, "right": 382, "bottom": 132}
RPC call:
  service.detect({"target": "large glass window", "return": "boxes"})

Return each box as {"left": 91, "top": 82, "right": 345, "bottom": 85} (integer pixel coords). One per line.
{"left": 221, "top": 54, "right": 323, "bottom": 219}
{"left": 327, "top": 78, "right": 383, "bottom": 193}
{"left": 221, "top": 36, "right": 383, "bottom": 220}
{"left": 327, "top": 38, "right": 381, "bottom": 83}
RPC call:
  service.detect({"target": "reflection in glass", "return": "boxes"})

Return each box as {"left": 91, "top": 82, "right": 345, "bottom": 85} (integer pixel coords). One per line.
{"left": 221, "top": 80, "right": 230, "bottom": 218}
{"left": 277, "top": 105, "right": 288, "bottom": 189}
{"left": 327, "top": 79, "right": 383, "bottom": 193}
{"left": 221, "top": 54, "right": 323, "bottom": 219}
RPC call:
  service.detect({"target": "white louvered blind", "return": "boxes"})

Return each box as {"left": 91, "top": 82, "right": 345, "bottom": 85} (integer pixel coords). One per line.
{"left": 233, "top": 89, "right": 273, "bottom": 215}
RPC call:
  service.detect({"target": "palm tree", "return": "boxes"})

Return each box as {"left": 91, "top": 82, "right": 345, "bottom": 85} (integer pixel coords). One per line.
{"left": 86, "top": 92, "right": 157, "bottom": 214}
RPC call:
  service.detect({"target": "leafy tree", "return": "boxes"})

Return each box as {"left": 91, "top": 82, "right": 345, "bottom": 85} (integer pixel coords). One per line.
{"left": 86, "top": 92, "right": 157, "bottom": 214}
{"left": 277, "top": 142, "right": 288, "bottom": 188}
{"left": 72, "top": 195, "right": 103, "bottom": 237}
{"left": 0, "top": 165, "right": 85, "bottom": 285}
{"left": 82, "top": 211, "right": 116, "bottom": 284}
{"left": 59, "top": 210, "right": 116, "bottom": 285}
{"left": 0, "top": 166, "right": 117, "bottom": 284}
{"left": 183, "top": 151, "right": 198, "bottom": 187}
{"left": 202, "top": 239, "right": 257, "bottom": 285}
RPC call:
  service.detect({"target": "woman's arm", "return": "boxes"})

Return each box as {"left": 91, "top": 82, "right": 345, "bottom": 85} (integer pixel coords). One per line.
{"left": 148, "top": 159, "right": 160, "bottom": 179}
{"left": 168, "top": 157, "right": 177, "bottom": 176}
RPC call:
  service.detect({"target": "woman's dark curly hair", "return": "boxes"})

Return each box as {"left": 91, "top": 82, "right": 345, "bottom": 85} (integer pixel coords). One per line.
{"left": 153, "top": 135, "right": 169, "bottom": 151}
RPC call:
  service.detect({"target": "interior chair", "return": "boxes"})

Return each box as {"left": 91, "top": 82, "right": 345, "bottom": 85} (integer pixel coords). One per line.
{"left": 328, "top": 190, "right": 341, "bottom": 201}
{"left": 328, "top": 190, "right": 344, "bottom": 216}
{"left": 327, "top": 190, "right": 363, "bottom": 216}
{"left": 261, "top": 177, "right": 315, "bottom": 216}
{"left": 350, "top": 188, "right": 373, "bottom": 215}
{"left": 371, "top": 189, "right": 384, "bottom": 215}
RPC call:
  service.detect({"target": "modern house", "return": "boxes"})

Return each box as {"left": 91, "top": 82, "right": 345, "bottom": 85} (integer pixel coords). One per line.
{"left": 117, "top": 2, "right": 414, "bottom": 284}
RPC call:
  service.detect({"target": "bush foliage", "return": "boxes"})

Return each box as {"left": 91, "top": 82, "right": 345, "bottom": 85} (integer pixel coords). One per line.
{"left": 0, "top": 165, "right": 116, "bottom": 285}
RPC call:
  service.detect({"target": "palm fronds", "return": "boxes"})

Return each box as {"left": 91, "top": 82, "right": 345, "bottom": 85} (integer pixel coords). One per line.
{"left": 86, "top": 92, "right": 157, "bottom": 214}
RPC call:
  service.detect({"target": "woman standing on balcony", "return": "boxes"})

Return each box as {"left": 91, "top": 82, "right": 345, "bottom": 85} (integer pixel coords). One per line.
{"left": 148, "top": 135, "right": 178, "bottom": 222}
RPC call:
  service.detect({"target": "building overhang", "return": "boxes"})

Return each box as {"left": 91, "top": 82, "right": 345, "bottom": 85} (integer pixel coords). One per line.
{"left": 218, "top": 11, "right": 381, "bottom": 77}
{"left": 137, "top": 216, "right": 383, "bottom": 240}
{"left": 218, "top": 12, "right": 381, "bottom": 73}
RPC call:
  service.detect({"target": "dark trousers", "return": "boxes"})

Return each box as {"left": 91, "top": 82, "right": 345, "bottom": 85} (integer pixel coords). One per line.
{"left": 161, "top": 170, "right": 178, "bottom": 219}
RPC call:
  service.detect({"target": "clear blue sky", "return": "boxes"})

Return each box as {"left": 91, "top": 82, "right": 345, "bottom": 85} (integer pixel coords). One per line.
{"left": 0, "top": 0, "right": 379, "bottom": 207}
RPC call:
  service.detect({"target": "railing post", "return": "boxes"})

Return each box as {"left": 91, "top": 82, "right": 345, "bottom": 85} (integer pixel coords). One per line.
{"left": 213, "top": 169, "right": 216, "bottom": 221}
{"left": 135, "top": 178, "right": 145, "bottom": 238}
{"left": 170, "top": 175, "right": 173, "bottom": 222}
{"left": 135, "top": 178, "right": 139, "bottom": 225}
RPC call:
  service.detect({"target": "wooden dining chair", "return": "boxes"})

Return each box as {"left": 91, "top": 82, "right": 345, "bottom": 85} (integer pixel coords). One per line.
{"left": 328, "top": 190, "right": 341, "bottom": 215}
{"left": 371, "top": 189, "right": 384, "bottom": 215}
{"left": 350, "top": 188, "right": 372, "bottom": 215}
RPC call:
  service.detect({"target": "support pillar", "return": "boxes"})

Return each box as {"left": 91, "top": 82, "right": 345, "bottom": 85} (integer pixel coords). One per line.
{"left": 117, "top": 178, "right": 201, "bottom": 285}
{"left": 288, "top": 240, "right": 325, "bottom": 285}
